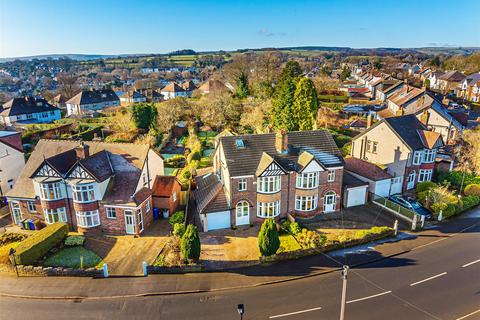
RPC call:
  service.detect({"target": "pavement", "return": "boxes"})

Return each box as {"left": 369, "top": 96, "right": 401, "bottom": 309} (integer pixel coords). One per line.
{"left": 0, "top": 209, "right": 479, "bottom": 319}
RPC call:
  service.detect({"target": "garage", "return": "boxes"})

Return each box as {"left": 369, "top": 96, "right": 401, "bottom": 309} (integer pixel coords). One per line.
{"left": 343, "top": 172, "right": 369, "bottom": 208}
{"left": 206, "top": 210, "right": 231, "bottom": 231}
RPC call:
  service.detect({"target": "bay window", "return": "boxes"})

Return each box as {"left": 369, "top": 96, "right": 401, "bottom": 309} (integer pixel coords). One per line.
{"left": 257, "top": 176, "right": 281, "bottom": 193}
{"left": 412, "top": 151, "right": 422, "bottom": 165}
{"left": 40, "top": 182, "right": 61, "bottom": 200}
{"left": 257, "top": 201, "right": 280, "bottom": 218}
{"left": 418, "top": 169, "right": 433, "bottom": 182}
{"left": 44, "top": 207, "right": 67, "bottom": 224}
{"left": 295, "top": 195, "right": 318, "bottom": 212}
{"left": 76, "top": 210, "right": 100, "bottom": 228}
{"left": 422, "top": 149, "right": 435, "bottom": 163}
{"left": 296, "top": 172, "right": 319, "bottom": 189}
{"left": 72, "top": 183, "right": 95, "bottom": 203}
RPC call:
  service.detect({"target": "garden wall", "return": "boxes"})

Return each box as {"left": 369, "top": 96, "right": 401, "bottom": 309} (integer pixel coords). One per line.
{"left": 0, "top": 263, "right": 102, "bottom": 277}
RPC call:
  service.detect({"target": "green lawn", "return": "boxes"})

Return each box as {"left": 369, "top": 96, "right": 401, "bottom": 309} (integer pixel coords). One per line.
{"left": 44, "top": 246, "right": 103, "bottom": 269}
{"left": 277, "top": 234, "right": 302, "bottom": 253}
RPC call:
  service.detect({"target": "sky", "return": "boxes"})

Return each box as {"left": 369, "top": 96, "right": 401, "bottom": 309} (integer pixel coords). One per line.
{"left": 1, "top": 0, "right": 479, "bottom": 58}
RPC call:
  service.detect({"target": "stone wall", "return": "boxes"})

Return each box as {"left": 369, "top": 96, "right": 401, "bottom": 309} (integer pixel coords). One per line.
{"left": 0, "top": 263, "right": 102, "bottom": 277}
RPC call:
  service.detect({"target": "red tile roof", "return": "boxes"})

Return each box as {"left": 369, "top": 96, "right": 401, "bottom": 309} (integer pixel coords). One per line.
{"left": 152, "top": 176, "right": 181, "bottom": 198}
{"left": 344, "top": 157, "right": 392, "bottom": 181}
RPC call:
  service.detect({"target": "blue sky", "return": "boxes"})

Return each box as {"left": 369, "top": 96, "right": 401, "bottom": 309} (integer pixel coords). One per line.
{"left": 1, "top": 0, "right": 479, "bottom": 58}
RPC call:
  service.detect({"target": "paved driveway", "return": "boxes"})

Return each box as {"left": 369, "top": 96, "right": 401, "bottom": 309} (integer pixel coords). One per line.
{"left": 85, "top": 221, "right": 170, "bottom": 276}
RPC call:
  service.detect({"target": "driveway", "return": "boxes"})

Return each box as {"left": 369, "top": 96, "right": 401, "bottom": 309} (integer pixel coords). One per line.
{"left": 200, "top": 226, "right": 260, "bottom": 270}
{"left": 85, "top": 221, "right": 170, "bottom": 276}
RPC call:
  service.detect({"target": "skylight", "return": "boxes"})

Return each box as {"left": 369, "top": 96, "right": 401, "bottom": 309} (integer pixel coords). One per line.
{"left": 235, "top": 139, "right": 245, "bottom": 149}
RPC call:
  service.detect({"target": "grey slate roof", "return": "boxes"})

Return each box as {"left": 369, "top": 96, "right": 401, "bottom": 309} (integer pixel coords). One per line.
{"left": 343, "top": 172, "right": 369, "bottom": 188}
{"left": 66, "top": 89, "right": 120, "bottom": 105}
{"left": 219, "top": 130, "right": 343, "bottom": 177}
{"left": 384, "top": 115, "right": 441, "bottom": 150}
{"left": 193, "top": 173, "right": 229, "bottom": 214}
{"left": 1, "top": 97, "right": 60, "bottom": 117}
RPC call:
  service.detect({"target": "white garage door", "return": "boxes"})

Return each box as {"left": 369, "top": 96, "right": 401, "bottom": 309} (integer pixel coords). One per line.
{"left": 347, "top": 187, "right": 367, "bottom": 207}
{"left": 207, "top": 211, "right": 231, "bottom": 231}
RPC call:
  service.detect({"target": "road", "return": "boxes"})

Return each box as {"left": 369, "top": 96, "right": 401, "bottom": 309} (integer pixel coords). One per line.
{"left": 1, "top": 219, "right": 479, "bottom": 319}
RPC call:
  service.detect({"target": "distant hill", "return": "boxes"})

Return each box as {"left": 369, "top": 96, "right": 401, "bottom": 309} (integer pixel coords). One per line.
{"left": 0, "top": 53, "right": 147, "bottom": 63}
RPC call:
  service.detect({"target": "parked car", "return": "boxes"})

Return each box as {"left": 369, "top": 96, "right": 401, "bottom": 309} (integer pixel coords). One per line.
{"left": 389, "top": 194, "right": 433, "bottom": 220}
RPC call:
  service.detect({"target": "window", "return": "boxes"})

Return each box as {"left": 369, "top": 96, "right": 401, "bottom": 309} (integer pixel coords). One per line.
{"left": 26, "top": 113, "right": 33, "bottom": 120}
{"left": 257, "top": 201, "right": 280, "bottom": 218}
{"left": 366, "top": 140, "right": 378, "bottom": 154}
{"left": 327, "top": 170, "right": 336, "bottom": 182}
{"left": 27, "top": 201, "right": 36, "bottom": 213}
{"left": 11, "top": 201, "right": 22, "bottom": 224}
{"left": 412, "top": 151, "right": 422, "bottom": 165}
{"left": 40, "top": 182, "right": 61, "bottom": 200}
{"left": 238, "top": 178, "right": 247, "bottom": 191}
{"left": 106, "top": 207, "right": 116, "bottom": 219}
{"left": 422, "top": 149, "right": 435, "bottom": 163}
{"left": 44, "top": 207, "right": 67, "bottom": 224}
{"left": 72, "top": 184, "right": 95, "bottom": 203}
{"left": 418, "top": 169, "right": 433, "bottom": 182}
{"left": 173, "top": 192, "right": 177, "bottom": 202}
{"left": 76, "top": 210, "right": 100, "bottom": 228}
{"left": 236, "top": 201, "right": 249, "bottom": 218}
{"left": 145, "top": 200, "right": 151, "bottom": 213}
{"left": 295, "top": 195, "right": 318, "bottom": 212}
{"left": 142, "top": 173, "right": 148, "bottom": 186}
{"left": 257, "top": 176, "right": 281, "bottom": 193}
{"left": 296, "top": 172, "right": 319, "bottom": 189}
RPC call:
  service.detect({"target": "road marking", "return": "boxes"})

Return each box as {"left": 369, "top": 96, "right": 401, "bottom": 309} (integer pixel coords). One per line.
{"left": 269, "top": 306, "right": 322, "bottom": 318}
{"left": 455, "top": 308, "right": 480, "bottom": 320}
{"left": 409, "top": 272, "right": 447, "bottom": 286}
{"left": 346, "top": 291, "right": 392, "bottom": 304}
{"left": 462, "top": 258, "right": 480, "bottom": 268}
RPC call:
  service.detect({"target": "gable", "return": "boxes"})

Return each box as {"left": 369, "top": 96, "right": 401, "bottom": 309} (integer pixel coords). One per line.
{"left": 33, "top": 162, "right": 61, "bottom": 178}
{"left": 300, "top": 159, "right": 325, "bottom": 173}
{"left": 68, "top": 164, "right": 94, "bottom": 180}
{"left": 258, "top": 161, "right": 286, "bottom": 177}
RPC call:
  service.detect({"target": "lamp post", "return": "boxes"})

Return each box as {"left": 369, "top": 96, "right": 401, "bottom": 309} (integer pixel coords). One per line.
{"left": 340, "top": 265, "right": 349, "bottom": 320}
{"left": 237, "top": 304, "right": 245, "bottom": 320}
{"left": 9, "top": 248, "right": 19, "bottom": 277}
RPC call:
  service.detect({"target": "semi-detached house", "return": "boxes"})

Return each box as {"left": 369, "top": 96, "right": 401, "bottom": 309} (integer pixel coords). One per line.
{"left": 194, "top": 130, "right": 345, "bottom": 232}
{"left": 351, "top": 115, "right": 443, "bottom": 194}
{"left": 66, "top": 89, "right": 120, "bottom": 116}
{"left": 6, "top": 140, "right": 164, "bottom": 235}
{"left": 0, "top": 97, "right": 61, "bottom": 126}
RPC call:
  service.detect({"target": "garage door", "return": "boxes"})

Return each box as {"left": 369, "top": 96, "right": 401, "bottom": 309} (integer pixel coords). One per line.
{"left": 207, "top": 211, "right": 231, "bottom": 231}
{"left": 346, "top": 187, "right": 367, "bottom": 207}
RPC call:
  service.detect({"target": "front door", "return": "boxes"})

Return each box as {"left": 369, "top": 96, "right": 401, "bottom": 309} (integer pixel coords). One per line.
{"left": 235, "top": 201, "right": 250, "bottom": 226}
{"left": 124, "top": 210, "right": 135, "bottom": 235}
{"left": 407, "top": 171, "right": 416, "bottom": 190}
{"left": 323, "top": 192, "right": 337, "bottom": 213}
{"left": 10, "top": 201, "right": 22, "bottom": 225}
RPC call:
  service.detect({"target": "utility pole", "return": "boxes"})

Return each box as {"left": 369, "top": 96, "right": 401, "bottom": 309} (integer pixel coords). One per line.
{"left": 340, "top": 265, "right": 349, "bottom": 320}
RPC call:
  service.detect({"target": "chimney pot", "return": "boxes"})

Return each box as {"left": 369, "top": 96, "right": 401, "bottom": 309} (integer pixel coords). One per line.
{"left": 275, "top": 129, "right": 288, "bottom": 154}
{"left": 367, "top": 114, "right": 373, "bottom": 128}
{"left": 75, "top": 142, "right": 90, "bottom": 159}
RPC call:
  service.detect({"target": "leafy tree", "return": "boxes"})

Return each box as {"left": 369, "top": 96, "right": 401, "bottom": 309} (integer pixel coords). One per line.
{"left": 235, "top": 72, "right": 250, "bottom": 98}
{"left": 181, "top": 224, "right": 201, "bottom": 261}
{"left": 277, "top": 61, "right": 302, "bottom": 87}
{"left": 340, "top": 67, "right": 351, "bottom": 82}
{"left": 271, "top": 79, "right": 297, "bottom": 131}
{"left": 430, "top": 56, "right": 441, "bottom": 67}
{"left": 293, "top": 77, "right": 319, "bottom": 131}
{"left": 131, "top": 103, "right": 157, "bottom": 131}
{"left": 258, "top": 218, "right": 280, "bottom": 256}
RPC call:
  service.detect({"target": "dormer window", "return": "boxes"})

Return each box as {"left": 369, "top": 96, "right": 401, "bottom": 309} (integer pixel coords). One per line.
{"left": 40, "top": 182, "right": 62, "bottom": 200}
{"left": 72, "top": 183, "right": 95, "bottom": 203}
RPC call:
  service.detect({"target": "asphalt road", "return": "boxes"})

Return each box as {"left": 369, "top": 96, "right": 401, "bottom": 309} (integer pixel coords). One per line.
{"left": 1, "top": 220, "right": 479, "bottom": 320}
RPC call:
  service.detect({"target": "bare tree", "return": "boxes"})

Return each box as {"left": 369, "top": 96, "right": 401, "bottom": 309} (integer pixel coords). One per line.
{"left": 56, "top": 73, "right": 79, "bottom": 98}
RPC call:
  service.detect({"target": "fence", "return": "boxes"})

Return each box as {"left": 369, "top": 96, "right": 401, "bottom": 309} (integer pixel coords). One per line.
{"left": 371, "top": 194, "right": 424, "bottom": 230}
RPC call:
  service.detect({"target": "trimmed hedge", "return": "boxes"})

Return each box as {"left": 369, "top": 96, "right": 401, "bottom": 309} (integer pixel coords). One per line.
{"left": 464, "top": 184, "right": 480, "bottom": 196}
{"left": 13, "top": 223, "right": 68, "bottom": 266}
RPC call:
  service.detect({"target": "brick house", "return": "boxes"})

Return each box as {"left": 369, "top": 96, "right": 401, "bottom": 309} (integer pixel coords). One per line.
{"left": 5, "top": 139, "right": 164, "bottom": 235}
{"left": 351, "top": 115, "right": 443, "bottom": 194}
{"left": 193, "top": 130, "right": 344, "bottom": 232}
{"left": 152, "top": 176, "right": 182, "bottom": 216}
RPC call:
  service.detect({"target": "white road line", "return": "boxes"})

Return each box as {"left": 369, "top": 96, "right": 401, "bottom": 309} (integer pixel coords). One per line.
{"left": 409, "top": 272, "right": 447, "bottom": 286}
{"left": 269, "top": 306, "right": 322, "bottom": 318}
{"left": 462, "top": 258, "right": 480, "bottom": 268}
{"left": 346, "top": 291, "right": 392, "bottom": 304}
{"left": 455, "top": 308, "right": 480, "bottom": 320}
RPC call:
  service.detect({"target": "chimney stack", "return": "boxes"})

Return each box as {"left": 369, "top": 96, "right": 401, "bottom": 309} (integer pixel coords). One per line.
{"left": 275, "top": 129, "right": 288, "bottom": 154}
{"left": 75, "top": 142, "right": 90, "bottom": 159}
{"left": 366, "top": 114, "right": 373, "bottom": 128}
{"left": 420, "top": 110, "right": 430, "bottom": 126}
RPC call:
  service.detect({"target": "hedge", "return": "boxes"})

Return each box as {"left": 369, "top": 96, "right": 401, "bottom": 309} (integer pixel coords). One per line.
{"left": 416, "top": 181, "right": 437, "bottom": 193}
{"left": 464, "top": 184, "right": 480, "bottom": 196}
{"left": 12, "top": 223, "right": 68, "bottom": 266}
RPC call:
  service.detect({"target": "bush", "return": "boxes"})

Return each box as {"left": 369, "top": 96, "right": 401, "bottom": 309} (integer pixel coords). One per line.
{"left": 354, "top": 226, "right": 393, "bottom": 239}
{"left": 464, "top": 184, "right": 480, "bottom": 196}
{"left": 431, "top": 202, "right": 448, "bottom": 215}
{"left": 13, "top": 223, "right": 68, "bottom": 266}
{"left": 0, "top": 233, "right": 28, "bottom": 246}
{"left": 416, "top": 181, "right": 437, "bottom": 193}
{"left": 64, "top": 235, "right": 85, "bottom": 247}
{"left": 435, "top": 171, "right": 480, "bottom": 189}
{"left": 181, "top": 224, "right": 201, "bottom": 261}
{"left": 281, "top": 220, "right": 291, "bottom": 234}
{"left": 173, "top": 223, "right": 186, "bottom": 238}
{"left": 462, "top": 195, "right": 480, "bottom": 210}
{"left": 296, "top": 228, "right": 326, "bottom": 248}
{"left": 169, "top": 211, "right": 185, "bottom": 225}
{"left": 289, "top": 222, "right": 301, "bottom": 235}
{"left": 417, "top": 191, "right": 428, "bottom": 205}
{"left": 258, "top": 219, "right": 280, "bottom": 256}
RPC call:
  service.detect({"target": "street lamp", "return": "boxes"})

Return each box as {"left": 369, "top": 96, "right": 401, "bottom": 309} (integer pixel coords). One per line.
{"left": 237, "top": 304, "right": 245, "bottom": 320}
{"left": 340, "top": 265, "right": 349, "bottom": 320}
{"left": 9, "top": 248, "right": 19, "bottom": 277}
